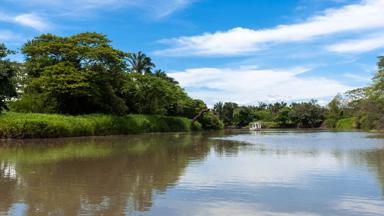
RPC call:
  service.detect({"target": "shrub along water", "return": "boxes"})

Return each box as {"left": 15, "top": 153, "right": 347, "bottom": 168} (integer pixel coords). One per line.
{"left": 0, "top": 112, "right": 201, "bottom": 138}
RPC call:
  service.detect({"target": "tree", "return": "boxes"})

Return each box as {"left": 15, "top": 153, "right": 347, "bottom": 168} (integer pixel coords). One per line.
{"left": 123, "top": 73, "right": 186, "bottom": 114}
{"left": 324, "top": 94, "right": 345, "bottom": 127}
{"left": 153, "top": 69, "right": 178, "bottom": 84}
{"left": 274, "top": 107, "right": 292, "bottom": 127}
{"left": 16, "top": 32, "right": 128, "bottom": 115}
{"left": 268, "top": 102, "right": 287, "bottom": 114}
{"left": 127, "top": 51, "right": 155, "bottom": 75}
{"left": 232, "top": 106, "right": 255, "bottom": 127}
{"left": 371, "top": 56, "right": 384, "bottom": 98}
{"left": 0, "top": 44, "right": 17, "bottom": 113}
{"left": 222, "top": 102, "right": 238, "bottom": 125}
{"left": 198, "top": 111, "right": 224, "bottom": 130}
{"left": 289, "top": 100, "right": 325, "bottom": 128}
{"left": 213, "top": 102, "right": 224, "bottom": 118}
{"left": 354, "top": 56, "right": 384, "bottom": 129}
{"left": 213, "top": 102, "right": 238, "bottom": 126}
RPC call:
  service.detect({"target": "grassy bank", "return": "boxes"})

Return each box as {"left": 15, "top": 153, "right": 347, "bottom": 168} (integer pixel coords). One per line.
{"left": 335, "top": 117, "right": 357, "bottom": 130}
{"left": 0, "top": 112, "right": 201, "bottom": 138}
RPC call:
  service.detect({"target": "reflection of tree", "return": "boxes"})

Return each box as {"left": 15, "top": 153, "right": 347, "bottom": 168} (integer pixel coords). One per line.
{"left": 213, "top": 140, "right": 242, "bottom": 156}
{"left": 0, "top": 133, "right": 239, "bottom": 215}
{"left": 361, "top": 149, "right": 384, "bottom": 195}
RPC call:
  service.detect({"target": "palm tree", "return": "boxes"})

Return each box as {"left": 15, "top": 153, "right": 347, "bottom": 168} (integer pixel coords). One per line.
{"left": 154, "top": 69, "right": 178, "bottom": 84}
{"left": 127, "top": 51, "right": 155, "bottom": 75}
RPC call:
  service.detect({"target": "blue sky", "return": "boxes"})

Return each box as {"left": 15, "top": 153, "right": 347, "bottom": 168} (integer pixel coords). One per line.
{"left": 1, "top": 0, "right": 384, "bottom": 106}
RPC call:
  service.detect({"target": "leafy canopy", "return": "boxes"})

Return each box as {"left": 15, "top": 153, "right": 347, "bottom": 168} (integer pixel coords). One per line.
{"left": 0, "top": 44, "right": 17, "bottom": 113}
{"left": 19, "top": 32, "right": 128, "bottom": 114}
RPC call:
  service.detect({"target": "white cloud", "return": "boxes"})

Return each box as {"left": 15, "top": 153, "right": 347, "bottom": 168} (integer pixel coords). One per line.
{"left": 156, "top": 0, "right": 384, "bottom": 56}
{"left": 0, "top": 13, "right": 50, "bottom": 31}
{"left": 169, "top": 66, "right": 353, "bottom": 105}
{"left": 327, "top": 33, "right": 384, "bottom": 53}
{"left": 13, "top": 14, "right": 50, "bottom": 31}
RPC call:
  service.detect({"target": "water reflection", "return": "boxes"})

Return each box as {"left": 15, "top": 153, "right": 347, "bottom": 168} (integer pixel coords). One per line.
{"left": 0, "top": 131, "right": 384, "bottom": 216}
{"left": 0, "top": 133, "right": 223, "bottom": 215}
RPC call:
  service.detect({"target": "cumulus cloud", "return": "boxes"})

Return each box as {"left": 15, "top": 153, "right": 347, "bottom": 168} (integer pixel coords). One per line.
{"left": 169, "top": 66, "right": 353, "bottom": 105}
{"left": 156, "top": 0, "right": 384, "bottom": 56}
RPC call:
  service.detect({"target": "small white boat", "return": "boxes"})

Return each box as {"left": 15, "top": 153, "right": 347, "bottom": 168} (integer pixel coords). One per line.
{"left": 249, "top": 122, "right": 262, "bottom": 131}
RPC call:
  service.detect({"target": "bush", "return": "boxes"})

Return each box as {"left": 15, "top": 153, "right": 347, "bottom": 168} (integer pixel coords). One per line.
{"left": 199, "top": 112, "right": 224, "bottom": 130}
{"left": 0, "top": 112, "right": 200, "bottom": 138}
{"left": 8, "top": 93, "right": 58, "bottom": 113}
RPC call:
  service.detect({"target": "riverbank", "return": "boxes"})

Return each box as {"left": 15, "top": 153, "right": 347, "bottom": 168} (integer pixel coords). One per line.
{"left": 0, "top": 112, "right": 201, "bottom": 138}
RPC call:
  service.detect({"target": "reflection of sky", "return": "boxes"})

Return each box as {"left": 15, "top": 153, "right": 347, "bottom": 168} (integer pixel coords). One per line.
{"left": 336, "top": 196, "right": 384, "bottom": 215}
{"left": 178, "top": 152, "right": 340, "bottom": 188}
{"left": 6, "top": 203, "right": 28, "bottom": 216}
{"left": 145, "top": 131, "right": 384, "bottom": 216}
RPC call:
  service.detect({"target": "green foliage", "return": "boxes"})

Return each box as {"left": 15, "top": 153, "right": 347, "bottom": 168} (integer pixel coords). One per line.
{"left": 9, "top": 92, "right": 58, "bottom": 113}
{"left": 289, "top": 100, "right": 325, "bottom": 128}
{"left": 127, "top": 51, "right": 155, "bottom": 74}
{"left": 372, "top": 56, "right": 384, "bottom": 98}
{"left": 274, "top": 107, "right": 293, "bottom": 127}
{"left": 232, "top": 106, "right": 255, "bottom": 127}
{"left": 178, "top": 99, "right": 207, "bottom": 119}
{"left": 0, "top": 44, "right": 17, "bottom": 113}
{"left": 333, "top": 56, "right": 384, "bottom": 130}
{"left": 154, "top": 69, "right": 178, "bottom": 84}
{"left": 122, "top": 73, "right": 191, "bottom": 115}
{"left": 213, "top": 102, "right": 238, "bottom": 126}
{"left": 260, "top": 121, "right": 279, "bottom": 128}
{"left": 198, "top": 111, "right": 224, "bottom": 130}
{"left": 356, "top": 98, "right": 384, "bottom": 130}
{"left": 327, "top": 94, "right": 344, "bottom": 119}
{"left": 221, "top": 100, "right": 325, "bottom": 128}
{"left": 7, "top": 32, "right": 216, "bottom": 133}
{"left": 212, "top": 56, "right": 384, "bottom": 130}
{"left": 336, "top": 118, "right": 357, "bottom": 130}
{"left": 0, "top": 112, "right": 198, "bottom": 138}
{"left": 254, "top": 110, "right": 273, "bottom": 121}
{"left": 323, "top": 118, "right": 338, "bottom": 128}
{"left": 19, "top": 32, "right": 128, "bottom": 115}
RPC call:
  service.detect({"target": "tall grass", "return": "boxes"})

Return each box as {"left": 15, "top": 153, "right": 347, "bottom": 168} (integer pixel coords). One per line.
{"left": 0, "top": 112, "right": 201, "bottom": 138}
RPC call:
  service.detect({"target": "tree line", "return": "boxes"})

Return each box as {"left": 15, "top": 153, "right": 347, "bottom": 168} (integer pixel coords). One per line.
{"left": 213, "top": 100, "right": 325, "bottom": 128}
{"left": 0, "top": 32, "right": 223, "bottom": 130}
{"left": 1, "top": 32, "right": 383, "bottom": 130}
{"left": 214, "top": 56, "right": 384, "bottom": 130}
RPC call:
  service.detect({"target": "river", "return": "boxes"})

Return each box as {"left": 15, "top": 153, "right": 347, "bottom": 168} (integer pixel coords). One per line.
{"left": 0, "top": 130, "right": 384, "bottom": 216}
